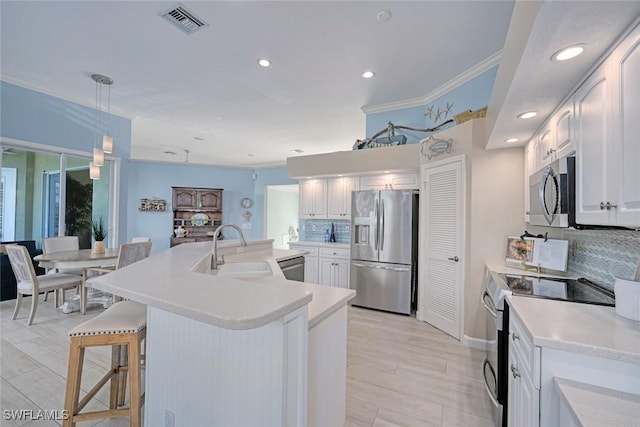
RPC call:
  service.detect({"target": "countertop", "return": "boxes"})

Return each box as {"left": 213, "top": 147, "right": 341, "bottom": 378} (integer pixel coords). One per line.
{"left": 554, "top": 377, "right": 640, "bottom": 427}
{"left": 507, "top": 296, "right": 640, "bottom": 364}
{"left": 88, "top": 239, "right": 355, "bottom": 331}
{"left": 288, "top": 241, "right": 350, "bottom": 249}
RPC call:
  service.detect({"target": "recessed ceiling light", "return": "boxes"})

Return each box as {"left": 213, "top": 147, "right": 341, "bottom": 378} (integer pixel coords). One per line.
{"left": 552, "top": 44, "right": 585, "bottom": 61}
{"left": 518, "top": 111, "right": 537, "bottom": 119}
{"left": 258, "top": 58, "right": 270, "bottom": 67}
{"left": 362, "top": 71, "right": 375, "bottom": 79}
{"left": 383, "top": 170, "right": 390, "bottom": 174}
{"left": 505, "top": 137, "right": 519, "bottom": 143}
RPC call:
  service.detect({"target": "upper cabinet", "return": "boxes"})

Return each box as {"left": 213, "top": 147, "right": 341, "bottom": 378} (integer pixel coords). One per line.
{"left": 554, "top": 101, "right": 575, "bottom": 160}
{"left": 611, "top": 25, "right": 640, "bottom": 226}
{"left": 327, "top": 177, "right": 359, "bottom": 219}
{"left": 576, "top": 23, "right": 640, "bottom": 227}
{"left": 530, "top": 99, "right": 575, "bottom": 173}
{"left": 359, "top": 173, "right": 419, "bottom": 190}
{"left": 173, "top": 187, "right": 223, "bottom": 211}
{"left": 299, "top": 179, "right": 327, "bottom": 219}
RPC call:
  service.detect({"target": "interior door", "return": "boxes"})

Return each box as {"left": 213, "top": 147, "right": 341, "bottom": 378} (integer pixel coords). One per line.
{"left": 419, "top": 157, "right": 464, "bottom": 339}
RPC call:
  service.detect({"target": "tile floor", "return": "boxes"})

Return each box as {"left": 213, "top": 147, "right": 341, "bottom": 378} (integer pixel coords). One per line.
{"left": 1, "top": 296, "right": 493, "bottom": 426}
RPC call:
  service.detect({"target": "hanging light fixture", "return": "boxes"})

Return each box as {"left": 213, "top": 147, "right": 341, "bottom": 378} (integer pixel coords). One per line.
{"left": 91, "top": 74, "right": 114, "bottom": 171}
{"left": 89, "top": 162, "right": 100, "bottom": 180}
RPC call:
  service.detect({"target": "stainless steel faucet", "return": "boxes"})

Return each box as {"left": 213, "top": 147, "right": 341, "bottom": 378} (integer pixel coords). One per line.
{"left": 211, "top": 224, "right": 247, "bottom": 270}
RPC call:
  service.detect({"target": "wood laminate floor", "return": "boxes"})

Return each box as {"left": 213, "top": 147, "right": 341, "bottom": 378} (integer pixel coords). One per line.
{"left": 1, "top": 297, "right": 493, "bottom": 427}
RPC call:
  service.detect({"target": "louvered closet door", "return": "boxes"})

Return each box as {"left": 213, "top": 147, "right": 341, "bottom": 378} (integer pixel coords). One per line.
{"left": 419, "top": 158, "right": 463, "bottom": 339}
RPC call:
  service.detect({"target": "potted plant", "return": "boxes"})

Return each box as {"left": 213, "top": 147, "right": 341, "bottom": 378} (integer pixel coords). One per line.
{"left": 92, "top": 217, "right": 106, "bottom": 254}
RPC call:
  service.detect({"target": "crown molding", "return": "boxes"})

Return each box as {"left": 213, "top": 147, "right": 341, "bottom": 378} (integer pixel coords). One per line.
{"left": 1, "top": 74, "right": 132, "bottom": 119}
{"left": 361, "top": 51, "right": 502, "bottom": 115}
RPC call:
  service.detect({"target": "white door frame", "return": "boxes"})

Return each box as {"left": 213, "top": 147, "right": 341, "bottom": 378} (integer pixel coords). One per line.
{"left": 418, "top": 154, "right": 466, "bottom": 340}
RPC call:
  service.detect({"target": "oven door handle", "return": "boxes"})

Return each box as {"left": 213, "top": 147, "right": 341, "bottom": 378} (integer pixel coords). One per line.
{"left": 482, "top": 357, "right": 500, "bottom": 409}
{"left": 481, "top": 290, "right": 497, "bottom": 319}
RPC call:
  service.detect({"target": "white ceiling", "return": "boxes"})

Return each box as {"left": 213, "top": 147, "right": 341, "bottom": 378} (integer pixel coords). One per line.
{"left": 1, "top": 1, "right": 638, "bottom": 167}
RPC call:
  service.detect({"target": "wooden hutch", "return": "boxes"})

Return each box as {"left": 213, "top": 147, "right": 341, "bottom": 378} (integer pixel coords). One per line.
{"left": 170, "top": 187, "right": 223, "bottom": 247}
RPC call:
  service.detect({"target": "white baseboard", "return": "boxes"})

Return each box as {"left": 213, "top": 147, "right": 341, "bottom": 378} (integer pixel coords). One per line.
{"left": 461, "top": 334, "right": 488, "bottom": 351}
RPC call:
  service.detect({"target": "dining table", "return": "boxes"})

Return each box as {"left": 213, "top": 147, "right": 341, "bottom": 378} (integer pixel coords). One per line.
{"left": 33, "top": 248, "right": 119, "bottom": 314}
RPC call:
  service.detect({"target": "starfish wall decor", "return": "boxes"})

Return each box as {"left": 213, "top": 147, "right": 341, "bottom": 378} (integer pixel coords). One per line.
{"left": 425, "top": 102, "right": 454, "bottom": 124}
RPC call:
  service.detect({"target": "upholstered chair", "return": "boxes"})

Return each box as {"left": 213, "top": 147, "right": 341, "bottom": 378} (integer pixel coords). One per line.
{"left": 5, "top": 244, "right": 83, "bottom": 325}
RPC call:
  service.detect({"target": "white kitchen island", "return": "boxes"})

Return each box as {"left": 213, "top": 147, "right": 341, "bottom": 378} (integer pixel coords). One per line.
{"left": 88, "top": 239, "right": 355, "bottom": 427}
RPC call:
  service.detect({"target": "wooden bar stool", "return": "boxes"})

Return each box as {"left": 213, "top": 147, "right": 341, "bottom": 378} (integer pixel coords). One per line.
{"left": 63, "top": 300, "right": 146, "bottom": 427}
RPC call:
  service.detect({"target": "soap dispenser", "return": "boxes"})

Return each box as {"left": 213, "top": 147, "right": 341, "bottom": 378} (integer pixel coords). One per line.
{"left": 324, "top": 229, "right": 330, "bottom": 243}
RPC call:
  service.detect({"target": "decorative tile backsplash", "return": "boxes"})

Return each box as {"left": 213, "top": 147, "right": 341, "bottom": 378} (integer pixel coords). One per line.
{"left": 563, "top": 229, "right": 640, "bottom": 291}
{"left": 299, "top": 219, "right": 351, "bottom": 244}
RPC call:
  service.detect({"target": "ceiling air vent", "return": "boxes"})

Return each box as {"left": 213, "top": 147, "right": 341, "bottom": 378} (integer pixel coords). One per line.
{"left": 159, "top": 3, "right": 209, "bottom": 35}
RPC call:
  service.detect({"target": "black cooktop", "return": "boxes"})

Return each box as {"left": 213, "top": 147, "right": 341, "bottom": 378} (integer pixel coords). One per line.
{"left": 499, "top": 274, "right": 615, "bottom": 306}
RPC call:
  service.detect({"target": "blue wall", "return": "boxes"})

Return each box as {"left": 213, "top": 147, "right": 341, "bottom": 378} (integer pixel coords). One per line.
{"left": 1, "top": 81, "right": 131, "bottom": 245}
{"left": 366, "top": 67, "right": 497, "bottom": 143}
{"left": 1, "top": 81, "right": 297, "bottom": 251}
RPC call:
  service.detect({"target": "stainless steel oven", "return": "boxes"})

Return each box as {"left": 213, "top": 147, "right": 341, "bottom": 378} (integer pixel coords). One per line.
{"left": 482, "top": 269, "right": 616, "bottom": 427}
{"left": 482, "top": 270, "right": 509, "bottom": 427}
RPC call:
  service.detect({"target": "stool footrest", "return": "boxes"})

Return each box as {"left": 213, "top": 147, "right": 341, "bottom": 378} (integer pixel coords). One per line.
{"left": 72, "top": 408, "right": 130, "bottom": 423}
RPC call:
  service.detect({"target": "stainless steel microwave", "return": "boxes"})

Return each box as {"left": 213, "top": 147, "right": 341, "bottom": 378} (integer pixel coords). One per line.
{"left": 529, "top": 156, "right": 576, "bottom": 227}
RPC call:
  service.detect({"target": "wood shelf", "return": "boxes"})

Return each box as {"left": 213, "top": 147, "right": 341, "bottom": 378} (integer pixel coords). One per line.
{"left": 171, "top": 187, "right": 223, "bottom": 247}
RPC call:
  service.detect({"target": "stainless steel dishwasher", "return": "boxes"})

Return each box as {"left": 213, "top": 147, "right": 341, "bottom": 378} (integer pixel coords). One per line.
{"left": 278, "top": 256, "right": 305, "bottom": 282}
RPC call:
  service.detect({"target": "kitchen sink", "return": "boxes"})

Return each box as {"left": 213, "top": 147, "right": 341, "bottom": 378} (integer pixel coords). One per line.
{"left": 215, "top": 261, "right": 273, "bottom": 278}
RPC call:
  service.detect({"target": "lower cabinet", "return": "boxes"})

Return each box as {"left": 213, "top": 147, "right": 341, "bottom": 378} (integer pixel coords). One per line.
{"left": 508, "top": 340, "right": 539, "bottom": 427}
{"left": 318, "top": 257, "right": 349, "bottom": 288}
{"left": 289, "top": 243, "right": 350, "bottom": 288}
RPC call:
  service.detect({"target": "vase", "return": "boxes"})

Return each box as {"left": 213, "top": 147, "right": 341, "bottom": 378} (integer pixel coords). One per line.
{"left": 92, "top": 240, "right": 105, "bottom": 254}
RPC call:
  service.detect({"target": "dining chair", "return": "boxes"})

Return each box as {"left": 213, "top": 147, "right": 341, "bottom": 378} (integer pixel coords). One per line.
{"left": 130, "top": 237, "right": 150, "bottom": 243}
{"left": 5, "top": 244, "right": 83, "bottom": 325}
{"left": 81, "top": 241, "right": 152, "bottom": 314}
{"left": 42, "top": 236, "right": 83, "bottom": 303}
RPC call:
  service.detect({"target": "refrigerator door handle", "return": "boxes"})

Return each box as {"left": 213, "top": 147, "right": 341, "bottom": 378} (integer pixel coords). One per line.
{"left": 380, "top": 198, "right": 385, "bottom": 252}
{"left": 374, "top": 199, "right": 379, "bottom": 251}
{"left": 351, "top": 262, "right": 410, "bottom": 272}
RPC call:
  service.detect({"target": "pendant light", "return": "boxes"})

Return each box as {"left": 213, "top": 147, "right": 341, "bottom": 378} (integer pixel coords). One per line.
{"left": 89, "top": 162, "right": 100, "bottom": 180}
{"left": 91, "top": 74, "right": 114, "bottom": 171}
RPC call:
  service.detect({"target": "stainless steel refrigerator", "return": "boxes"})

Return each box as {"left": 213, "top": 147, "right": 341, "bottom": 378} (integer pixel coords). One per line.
{"left": 350, "top": 189, "right": 418, "bottom": 315}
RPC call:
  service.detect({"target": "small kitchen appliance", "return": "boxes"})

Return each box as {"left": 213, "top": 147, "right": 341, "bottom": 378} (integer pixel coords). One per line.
{"left": 350, "top": 189, "right": 418, "bottom": 315}
{"left": 529, "top": 156, "right": 576, "bottom": 227}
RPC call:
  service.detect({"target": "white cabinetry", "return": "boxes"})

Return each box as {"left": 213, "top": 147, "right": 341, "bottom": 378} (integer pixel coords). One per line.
{"left": 576, "top": 23, "right": 640, "bottom": 226}
{"left": 611, "top": 24, "right": 640, "bottom": 226}
{"left": 553, "top": 101, "right": 575, "bottom": 160}
{"left": 318, "top": 247, "right": 350, "bottom": 288}
{"left": 299, "top": 179, "right": 327, "bottom": 219}
{"left": 575, "top": 62, "right": 613, "bottom": 225}
{"left": 538, "top": 124, "right": 554, "bottom": 168}
{"left": 327, "top": 177, "right": 358, "bottom": 219}
{"left": 524, "top": 141, "right": 535, "bottom": 222}
{"left": 289, "top": 243, "right": 350, "bottom": 287}
{"left": 508, "top": 307, "right": 540, "bottom": 427}
{"left": 360, "top": 173, "right": 419, "bottom": 190}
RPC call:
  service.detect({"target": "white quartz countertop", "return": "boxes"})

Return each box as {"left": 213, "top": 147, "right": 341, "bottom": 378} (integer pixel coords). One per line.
{"left": 554, "top": 377, "right": 640, "bottom": 427}
{"left": 507, "top": 296, "right": 640, "bottom": 364}
{"left": 289, "top": 241, "right": 350, "bottom": 249}
{"left": 88, "top": 239, "right": 354, "bottom": 330}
